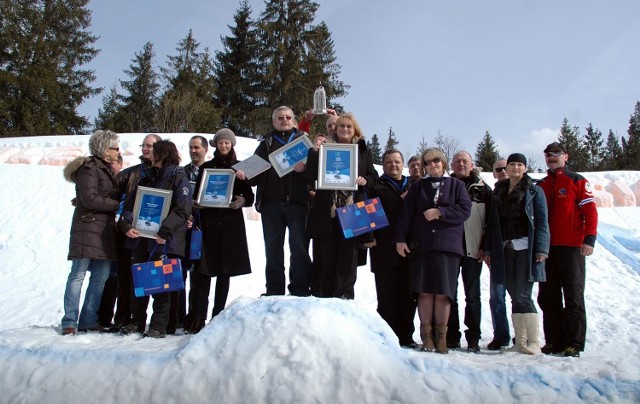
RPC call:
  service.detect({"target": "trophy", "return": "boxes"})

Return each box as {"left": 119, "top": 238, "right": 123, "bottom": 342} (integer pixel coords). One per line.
{"left": 312, "top": 86, "right": 327, "bottom": 114}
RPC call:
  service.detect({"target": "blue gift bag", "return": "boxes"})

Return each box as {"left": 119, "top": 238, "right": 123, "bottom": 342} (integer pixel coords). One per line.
{"left": 336, "top": 197, "right": 389, "bottom": 239}
{"left": 189, "top": 211, "right": 202, "bottom": 260}
{"left": 131, "top": 246, "right": 185, "bottom": 297}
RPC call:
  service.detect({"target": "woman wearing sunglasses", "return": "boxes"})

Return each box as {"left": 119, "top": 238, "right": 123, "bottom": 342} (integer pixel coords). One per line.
{"left": 395, "top": 148, "right": 471, "bottom": 353}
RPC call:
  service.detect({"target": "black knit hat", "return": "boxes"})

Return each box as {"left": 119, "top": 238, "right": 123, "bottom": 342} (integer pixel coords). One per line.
{"left": 507, "top": 153, "right": 527, "bottom": 167}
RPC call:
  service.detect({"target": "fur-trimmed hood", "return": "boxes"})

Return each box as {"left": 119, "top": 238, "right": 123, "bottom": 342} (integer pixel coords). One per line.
{"left": 63, "top": 156, "right": 90, "bottom": 183}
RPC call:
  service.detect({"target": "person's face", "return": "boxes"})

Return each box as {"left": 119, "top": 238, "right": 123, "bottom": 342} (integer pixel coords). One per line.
{"left": 325, "top": 116, "right": 338, "bottom": 136}
{"left": 336, "top": 118, "right": 354, "bottom": 143}
{"left": 545, "top": 150, "right": 568, "bottom": 171}
{"left": 492, "top": 160, "right": 508, "bottom": 180}
{"left": 452, "top": 152, "right": 473, "bottom": 178}
{"left": 507, "top": 161, "right": 526, "bottom": 180}
{"left": 382, "top": 152, "right": 404, "bottom": 180}
{"left": 216, "top": 139, "right": 232, "bottom": 156}
{"left": 423, "top": 154, "right": 444, "bottom": 177}
{"left": 189, "top": 138, "right": 207, "bottom": 165}
{"left": 408, "top": 159, "right": 422, "bottom": 179}
{"left": 106, "top": 143, "right": 120, "bottom": 164}
{"left": 140, "top": 135, "right": 158, "bottom": 159}
{"left": 314, "top": 135, "right": 326, "bottom": 147}
{"left": 273, "top": 109, "right": 294, "bottom": 132}
{"left": 110, "top": 159, "right": 123, "bottom": 174}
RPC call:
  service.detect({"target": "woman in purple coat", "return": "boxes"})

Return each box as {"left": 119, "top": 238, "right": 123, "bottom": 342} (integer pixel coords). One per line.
{"left": 396, "top": 148, "right": 471, "bottom": 353}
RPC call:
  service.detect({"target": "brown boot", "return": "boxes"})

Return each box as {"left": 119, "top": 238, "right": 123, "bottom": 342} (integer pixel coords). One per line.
{"left": 420, "top": 323, "right": 434, "bottom": 352}
{"left": 435, "top": 325, "right": 449, "bottom": 354}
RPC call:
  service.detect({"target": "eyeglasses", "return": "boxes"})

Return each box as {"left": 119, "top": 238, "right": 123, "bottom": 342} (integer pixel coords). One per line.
{"left": 545, "top": 151, "right": 564, "bottom": 157}
{"left": 277, "top": 116, "right": 293, "bottom": 121}
{"left": 493, "top": 166, "right": 506, "bottom": 172}
{"left": 109, "top": 147, "right": 120, "bottom": 152}
{"left": 139, "top": 144, "right": 154, "bottom": 149}
{"left": 423, "top": 157, "right": 442, "bottom": 166}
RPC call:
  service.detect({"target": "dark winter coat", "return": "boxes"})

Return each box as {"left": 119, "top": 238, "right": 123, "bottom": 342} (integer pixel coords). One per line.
{"left": 194, "top": 154, "right": 254, "bottom": 277}
{"left": 367, "top": 174, "right": 410, "bottom": 272}
{"left": 395, "top": 176, "right": 472, "bottom": 257}
{"left": 64, "top": 156, "right": 120, "bottom": 261}
{"left": 249, "top": 128, "right": 310, "bottom": 212}
{"left": 304, "top": 138, "right": 379, "bottom": 236}
{"left": 484, "top": 175, "right": 550, "bottom": 284}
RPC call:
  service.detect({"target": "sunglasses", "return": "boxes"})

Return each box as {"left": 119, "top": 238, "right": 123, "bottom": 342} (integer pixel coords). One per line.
{"left": 109, "top": 147, "right": 120, "bottom": 152}
{"left": 423, "top": 157, "right": 442, "bottom": 166}
{"left": 277, "top": 116, "right": 293, "bottom": 121}
{"left": 493, "top": 166, "right": 506, "bottom": 172}
{"left": 545, "top": 151, "right": 564, "bottom": 157}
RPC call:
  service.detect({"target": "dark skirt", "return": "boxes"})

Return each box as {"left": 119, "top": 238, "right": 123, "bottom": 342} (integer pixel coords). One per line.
{"left": 409, "top": 251, "right": 460, "bottom": 300}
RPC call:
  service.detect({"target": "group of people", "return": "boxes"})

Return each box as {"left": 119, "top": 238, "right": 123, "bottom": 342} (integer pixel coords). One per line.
{"left": 60, "top": 108, "right": 598, "bottom": 359}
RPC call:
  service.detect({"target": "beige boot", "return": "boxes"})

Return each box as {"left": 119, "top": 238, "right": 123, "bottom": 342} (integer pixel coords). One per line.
{"left": 420, "top": 323, "right": 434, "bottom": 352}
{"left": 435, "top": 325, "right": 448, "bottom": 354}
{"left": 507, "top": 313, "right": 527, "bottom": 353}
{"left": 521, "top": 313, "right": 542, "bottom": 355}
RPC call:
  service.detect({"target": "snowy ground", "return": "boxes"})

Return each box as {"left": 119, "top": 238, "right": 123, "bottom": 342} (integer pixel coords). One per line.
{"left": 0, "top": 133, "right": 639, "bottom": 403}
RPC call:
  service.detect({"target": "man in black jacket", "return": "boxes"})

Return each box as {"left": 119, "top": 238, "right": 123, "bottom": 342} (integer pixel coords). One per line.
{"left": 249, "top": 106, "right": 312, "bottom": 297}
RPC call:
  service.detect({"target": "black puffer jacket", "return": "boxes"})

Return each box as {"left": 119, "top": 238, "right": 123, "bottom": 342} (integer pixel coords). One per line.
{"left": 64, "top": 156, "right": 120, "bottom": 260}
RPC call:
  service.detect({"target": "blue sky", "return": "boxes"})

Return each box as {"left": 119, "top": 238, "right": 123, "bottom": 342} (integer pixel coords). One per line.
{"left": 83, "top": 0, "right": 640, "bottom": 169}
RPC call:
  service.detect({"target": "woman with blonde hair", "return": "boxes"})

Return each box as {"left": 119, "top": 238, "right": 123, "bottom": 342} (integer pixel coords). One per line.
{"left": 395, "top": 148, "right": 471, "bottom": 353}
{"left": 61, "top": 130, "right": 121, "bottom": 335}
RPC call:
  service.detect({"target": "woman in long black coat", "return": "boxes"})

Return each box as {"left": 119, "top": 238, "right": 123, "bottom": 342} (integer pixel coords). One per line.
{"left": 187, "top": 129, "right": 254, "bottom": 333}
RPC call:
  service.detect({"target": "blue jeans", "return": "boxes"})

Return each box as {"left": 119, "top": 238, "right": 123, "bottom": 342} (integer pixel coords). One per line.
{"left": 489, "top": 281, "right": 510, "bottom": 344}
{"left": 260, "top": 200, "right": 312, "bottom": 296}
{"left": 504, "top": 249, "right": 537, "bottom": 313}
{"left": 61, "top": 259, "right": 111, "bottom": 330}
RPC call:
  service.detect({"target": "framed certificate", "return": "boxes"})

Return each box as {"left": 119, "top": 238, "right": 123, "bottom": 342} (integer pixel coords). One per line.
{"left": 132, "top": 186, "right": 173, "bottom": 239}
{"left": 317, "top": 143, "right": 358, "bottom": 191}
{"left": 232, "top": 154, "right": 271, "bottom": 179}
{"left": 268, "top": 134, "right": 313, "bottom": 177}
{"left": 196, "top": 169, "right": 236, "bottom": 208}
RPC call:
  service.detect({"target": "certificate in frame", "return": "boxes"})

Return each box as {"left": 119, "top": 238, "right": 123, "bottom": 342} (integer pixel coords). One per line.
{"left": 132, "top": 186, "right": 173, "bottom": 239}
{"left": 268, "top": 135, "right": 313, "bottom": 178}
{"left": 196, "top": 168, "right": 236, "bottom": 208}
{"left": 317, "top": 143, "right": 358, "bottom": 191}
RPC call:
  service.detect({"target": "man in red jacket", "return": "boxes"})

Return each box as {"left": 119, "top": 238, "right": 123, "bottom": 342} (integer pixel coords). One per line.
{"left": 536, "top": 142, "right": 598, "bottom": 358}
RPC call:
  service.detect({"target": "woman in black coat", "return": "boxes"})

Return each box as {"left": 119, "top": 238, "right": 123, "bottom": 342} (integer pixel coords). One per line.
{"left": 121, "top": 140, "right": 192, "bottom": 338}
{"left": 61, "top": 130, "right": 121, "bottom": 335}
{"left": 304, "top": 113, "right": 379, "bottom": 299}
{"left": 186, "top": 129, "right": 254, "bottom": 333}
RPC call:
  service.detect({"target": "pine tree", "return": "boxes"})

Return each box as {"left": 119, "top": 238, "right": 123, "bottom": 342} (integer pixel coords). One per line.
{"left": 157, "top": 30, "right": 219, "bottom": 132}
{"left": 603, "top": 130, "right": 623, "bottom": 170}
{"left": 366, "top": 133, "right": 383, "bottom": 165}
{"left": 416, "top": 136, "right": 429, "bottom": 155}
{"left": 384, "top": 127, "right": 399, "bottom": 151}
{"left": 0, "top": 0, "right": 100, "bottom": 136}
{"left": 214, "top": 1, "right": 261, "bottom": 137}
{"left": 557, "top": 117, "right": 588, "bottom": 171}
{"left": 254, "top": 0, "right": 346, "bottom": 135}
{"left": 94, "top": 84, "right": 124, "bottom": 131}
{"left": 583, "top": 123, "right": 604, "bottom": 171}
{"left": 119, "top": 42, "right": 161, "bottom": 132}
{"left": 474, "top": 130, "right": 501, "bottom": 172}
{"left": 622, "top": 101, "right": 640, "bottom": 169}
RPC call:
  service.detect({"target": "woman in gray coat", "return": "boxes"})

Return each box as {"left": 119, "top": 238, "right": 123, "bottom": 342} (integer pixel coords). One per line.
{"left": 61, "top": 130, "right": 121, "bottom": 335}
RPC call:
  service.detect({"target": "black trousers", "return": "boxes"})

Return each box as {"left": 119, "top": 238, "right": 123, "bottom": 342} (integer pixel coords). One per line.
{"left": 538, "top": 246, "right": 587, "bottom": 351}
{"left": 189, "top": 271, "right": 231, "bottom": 321}
{"left": 447, "top": 256, "right": 483, "bottom": 345}
{"left": 372, "top": 258, "right": 416, "bottom": 346}
{"left": 315, "top": 224, "right": 358, "bottom": 299}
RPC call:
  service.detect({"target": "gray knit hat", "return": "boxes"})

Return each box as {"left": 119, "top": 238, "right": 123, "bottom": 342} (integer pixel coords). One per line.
{"left": 210, "top": 128, "right": 236, "bottom": 147}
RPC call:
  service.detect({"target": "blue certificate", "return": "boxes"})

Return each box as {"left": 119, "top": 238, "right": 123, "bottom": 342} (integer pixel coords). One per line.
{"left": 268, "top": 134, "right": 313, "bottom": 177}
{"left": 132, "top": 187, "right": 173, "bottom": 239}
{"left": 196, "top": 169, "right": 236, "bottom": 208}
{"left": 317, "top": 143, "right": 358, "bottom": 190}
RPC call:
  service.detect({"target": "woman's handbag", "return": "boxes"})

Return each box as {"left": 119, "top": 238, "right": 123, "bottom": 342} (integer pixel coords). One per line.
{"left": 131, "top": 245, "right": 185, "bottom": 297}
{"left": 336, "top": 191, "right": 389, "bottom": 239}
{"left": 188, "top": 210, "right": 202, "bottom": 260}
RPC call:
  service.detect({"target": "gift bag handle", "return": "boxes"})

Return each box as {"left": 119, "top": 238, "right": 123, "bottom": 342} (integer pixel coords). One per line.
{"left": 147, "top": 243, "right": 168, "bottom": 261}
